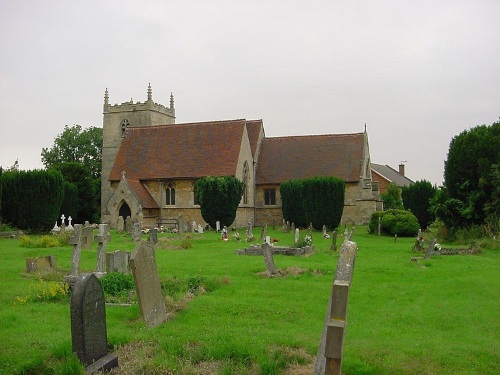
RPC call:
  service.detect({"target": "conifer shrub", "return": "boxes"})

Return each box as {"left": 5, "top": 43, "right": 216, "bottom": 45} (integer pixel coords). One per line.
{"left": 369, "top": 209, "right": 420, "bottom": 237}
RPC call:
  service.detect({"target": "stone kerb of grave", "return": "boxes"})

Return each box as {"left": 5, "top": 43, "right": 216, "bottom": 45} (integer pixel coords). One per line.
{"left": 129, "top": 241, "right": 167, "bottom": 327}
{"left": 26, "top": 255, "right": 56, "bottom": 273}
{"left": 314, "top": 240, "right": 358, "bottom": 375}
{"left": 70, "top": 273, "right": 118, "bottom": 373}
{"left": 236, "top": 244, "right": 314, "bottom": 256}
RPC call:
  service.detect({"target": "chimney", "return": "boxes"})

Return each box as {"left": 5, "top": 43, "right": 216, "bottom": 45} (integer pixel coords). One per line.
{"left": 399, "top": 163, "right": 405, "bottom": 176}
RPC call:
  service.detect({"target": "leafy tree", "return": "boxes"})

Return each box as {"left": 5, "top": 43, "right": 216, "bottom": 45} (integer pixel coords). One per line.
{"left": 381, "top": 183, "right": 403, "bottom": 210}
{"left": 441, "top": 121, "right": 500, "bottom": 227}
{"left": 402, "top": 180, "right": 437, "bottom": 229}
{"left": 41, "top": 125, "right": 103, "bottom": 180}
{"left": 1, "top": 170, "right": 64, "bottom": 232}
{"left": 53, "top": 162, "right": 99, "bottom": 223}
{"left": 369, "top": 209, "right": 419, "bottom": 237}
{"left": 195, "top": 176, "right": 244, "bottom": 228}
{"left": 60, "top": 180, "right": 78, "bottom": 221}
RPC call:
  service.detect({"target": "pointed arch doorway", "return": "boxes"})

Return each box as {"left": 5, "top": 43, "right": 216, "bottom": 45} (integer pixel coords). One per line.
{"left": 119, "top": 201, "right": 131, "bottom": 221}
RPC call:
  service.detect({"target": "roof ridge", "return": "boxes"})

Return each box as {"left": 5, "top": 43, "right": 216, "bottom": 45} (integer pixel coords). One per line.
{"left": 264, "top": 132, "right": 363, "bottom": 141}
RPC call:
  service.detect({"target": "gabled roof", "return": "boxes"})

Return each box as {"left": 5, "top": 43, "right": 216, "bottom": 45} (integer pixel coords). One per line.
{"left": 371, "top": 163, "right": 413, "bottom": 186}
{"left": 109, "top": 119, "right": 255, "bottom": 181}
{"left": 245, "top": 120, "right": 264, "bottom": 158}
{"left": 255, "top": 133, "right": 365, "bottom": 185}
{"left": 127, "top": 179, "right": 159, "bottom": 208}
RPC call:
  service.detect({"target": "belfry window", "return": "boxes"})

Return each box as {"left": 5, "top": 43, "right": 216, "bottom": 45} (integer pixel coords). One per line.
{"left": 166, "top": 182, "right": 176, "bottom": 206}
{"left": 120, "top": 119, "right": 130, "bottom": 136}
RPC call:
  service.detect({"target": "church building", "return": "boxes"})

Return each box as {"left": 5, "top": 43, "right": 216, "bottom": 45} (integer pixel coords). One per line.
{"left": 100, "top": 85, "right": 381, "bottom": 229}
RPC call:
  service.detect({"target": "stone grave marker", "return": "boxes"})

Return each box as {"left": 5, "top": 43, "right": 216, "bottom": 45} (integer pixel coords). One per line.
{"left": 291, "top": 222, "right": 295, "bottom": 232}
{"left": 129, "top": 241, "right": 167, "bottom": 327}
{"left": 260, "top": 223, "right": 267, "bottom": 241}
{"left": 197, "top": 224, "right": 204, "bottom": 233}
{"left": 262, "top": 242, "right": 277, "bottom": 276}
{"left": 70, "top": 273, "right": 118, "bottom": 372}
{"left": 348, "top": 227, "right": 355, "bottom": 241}
{"left": 94, "top": 224, "right": 110, "bottom": 277}
{"left": 424, "top": 238, "right": 437, "bottom": 259}
{"left": 65, "top": 224, "right": 83, "bottom": 286}
{"left": 215, "top": 221, "right": 221, "bottom": 233}
{"left": 191, "top": 221, "right": 196, "bottom": 233}
{"left": 116, "top": 216, "right": 125, "bottom": 233}
{"left": 26, "top": 255, "right": 56, "bottom": 273}
{"left": 179, "top": 215, "right": 185, "bottom": 234}
{"left": 247, "top": 221, "right": 253, "bottom": 238}
{"left": 314, "top": 240, "right": 358, "bottom": 375}
{"left": 330, "top": 231, "right": 338, "bottom": 251}
{"left": 323, "top": 225, "right": 327, "bottom": 237}
{"left": 106, "top": 251, "right": 131, "bottom": 274}
{"left": 132, "top": 222, "right": 141, "bottom": 242}
{"left": 125, "top": 216, "right": 133, "bottom": 234}
{"left": 82, "top": 225, "right": 94, "bottom": 250}
{"left": 67, "top": 216, "right": 74, "bottom": 231}
{"left": 149, "top": 227, "right": 158, "bottom": 244}
{"left": 295, "top": 228, "right": 300, "bottom": 244}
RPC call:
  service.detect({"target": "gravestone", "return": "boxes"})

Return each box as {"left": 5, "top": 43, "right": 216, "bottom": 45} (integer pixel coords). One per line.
{"left": 179, "top": 216, "right": 185, "bottom": 235}
{"left": 260, "top": 223, "right": 267, "bottom": 241}
{"left": 65, "top": 224, "right": 83, "bottom": 286}
{"left": 323, "top": 225, "right": 327, "bottom": 237}
{"left": 149, "top": 227, "right": 158, "bottom": 244}
{"left": 61, "top": 214, "right": 66, "bottom": 227}
{"left": 26, "top": 256, "right": 56, "bottom": 273}
{"left": 71, "top": 273, "right": 118, "bottom": 372}
{"left": 67, "top": 216, "right": 74, "bottom": 231}
{"left": 132, "top": 223, "right": 141, "bottom": 242}
{"left": 106, "top": 251, "right": 131, "bottom": 274}
{"left": 291, "top": 222, "right": 295, "bottom": 232}
{"left": 314, "top": 240, "right": 358, "bottom": 375}
{"left": 331, "top": 231, "right": 338, "bottom": 251}
{"left": 215, "top": 221, "right": 221, "bottom": 233}
{"left": 116, "top": 216, "right": 125, "bottom": 233}
{"left": 125, "top": 216, "right": 133, "bottom": 234}
{"left": 197, "top": 224, "right": 204, "bottom": 234}
{"left": 424, "top": 238, "right": 437, "bottom": 259}
{"left": 94, "top": 224, "right": 111, "bottom": 276}
{"left": 82, "top": 225, "right": 93, "bottom": 250}
{"left": 129, "top": 242, "right": 167, "bottom": 327}
{"left": 348, "top": 227, "right": 355, "bottom": 241}
{"left": 192, "top": 221, "right": 196, "bottom": 233}
{"left": 295, "top": 228, "right": 300, "bottom": 244}
{"left": 262, "top": 242, "right": 277, "bottom": 276}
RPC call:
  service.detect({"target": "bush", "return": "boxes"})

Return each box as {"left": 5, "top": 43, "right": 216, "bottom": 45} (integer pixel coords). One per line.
{"left": 369, "top": 209, "right": 420, "bottom": 237}
{"left": 100, "top": 273, "right": 134, "bottom": 296}
{"left": 19, "top": 235, "right": 59, "bottom": 248}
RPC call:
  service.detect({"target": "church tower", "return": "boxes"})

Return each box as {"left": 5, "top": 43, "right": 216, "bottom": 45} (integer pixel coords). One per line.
{"left": 101, "top": 84, "right": 176, "bottom": 221}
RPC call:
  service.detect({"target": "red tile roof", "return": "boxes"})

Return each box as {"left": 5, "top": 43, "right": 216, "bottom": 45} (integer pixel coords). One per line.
{"left": 255, "top": 133, "right": 365, "bottom": 184}
{"left": 245, "top": 120, "right": 264, "bottom": 158}
{"left": 127, "top": 179, "right": 159, "bottom": 208}
{"left": 109, "top": 119, "right": 252, "bottom": 181}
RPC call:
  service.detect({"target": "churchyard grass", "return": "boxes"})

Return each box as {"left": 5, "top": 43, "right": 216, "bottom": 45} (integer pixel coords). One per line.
{"left": 0, "top": 226, "right": 498, "bottom": 374}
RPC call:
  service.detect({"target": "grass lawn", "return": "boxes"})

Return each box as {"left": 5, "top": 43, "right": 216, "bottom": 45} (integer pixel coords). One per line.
{"left": 0, "top": 226, "right": 498, "bottom": 374}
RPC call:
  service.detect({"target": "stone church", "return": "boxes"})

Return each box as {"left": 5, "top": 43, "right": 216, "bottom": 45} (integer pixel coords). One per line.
{"left": 101, "top": 85, "right": 381, "bottom": 229}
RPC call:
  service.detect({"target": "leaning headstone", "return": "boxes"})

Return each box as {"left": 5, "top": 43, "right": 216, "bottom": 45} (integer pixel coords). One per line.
{"left": 295, "top": 228, "right": 300, "bottom": 244}
{"left": 262, "top": 242, "right": 277, "bottom": 276}
{"left": 129, "top": 242, "right": 167, "bottom": 327}
{"left": 116, "top": 216, "right": 125, "bottom": 233}
{"left": 26, "top": 256, "right": 56, "bottom": 273}
{"left": 424, "top": 238, "right": 437, "bottom": 259}
{"left": 106, "top": 251, "right": 131, "bottom": 274}
{"left": 65, "top": 224, "right": 83, "bottom": 286}
{"left": 71, "top": 273, "right": 118, "bottom": 373}
{"left": 314, "top": 240, "right": 358, "bottom": 375}
{"left": 94, "top": 224, "right": 110, "bottom": 277}
{"left": 149, "top": 228, "right": 158, "bottom": 244}
{"left": 82, "top": 225, "right": 94, "bottom": 250}
{"left": 125, "top": 216, "right": 133, "bottom": 234}
{"left": 331, "top": 231, "right": 338, "bottom": 251}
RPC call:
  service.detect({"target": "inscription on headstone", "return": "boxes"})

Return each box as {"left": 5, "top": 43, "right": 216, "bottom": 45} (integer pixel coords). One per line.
{"left": 129, "top": 242, "right": 167, "bottom": 327}
{"left": 70, "top": 273, "right": 118, "bottom": 372}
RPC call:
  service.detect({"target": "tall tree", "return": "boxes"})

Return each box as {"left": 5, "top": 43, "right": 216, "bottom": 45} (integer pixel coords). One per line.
{"left": 402, "top": 180, "right": 437, "bottom": 229}
{"left": 442, "top": 121, "right": 500, "bottom": 226}
{"left": 381, "top": 182, "right": 404, "bottom": 210}
{"left": 41, "top": 125, "right": 103, "bottom": 179}
{"left": 195, "top": 176, "right": 244, "bottom": 229}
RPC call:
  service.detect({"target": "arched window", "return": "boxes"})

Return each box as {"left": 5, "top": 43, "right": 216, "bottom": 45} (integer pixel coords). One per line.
{"left": 165, "top": 181, "right": 176, "bottom": 206}
{"left": 120, "top": 119, "right": 130, "bottom": 136}
{"left": 242, "top": 161, "right": 249, "bottom": 204}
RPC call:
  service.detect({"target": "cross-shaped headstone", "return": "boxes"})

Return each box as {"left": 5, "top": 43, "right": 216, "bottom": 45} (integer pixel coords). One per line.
{"left": 94, "top": 224, "right": 111, "bottom": 275}
{"left": 65, "top": 224, "right": 83, "bottom": 286}
{"left": 61, "top": 214, "right": 66, "bottom": 225}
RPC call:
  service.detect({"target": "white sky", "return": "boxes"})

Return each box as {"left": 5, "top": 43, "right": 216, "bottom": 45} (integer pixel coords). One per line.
{"left": 1, "top": 0, "right": 499, "bottom": 186}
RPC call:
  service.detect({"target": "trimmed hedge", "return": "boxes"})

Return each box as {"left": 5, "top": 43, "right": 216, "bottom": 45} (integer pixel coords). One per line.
{"left": 281, "top": 176, "right": 345, "bottom": 230}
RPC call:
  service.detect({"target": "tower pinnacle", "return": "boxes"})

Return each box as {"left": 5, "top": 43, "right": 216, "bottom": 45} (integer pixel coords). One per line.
{"left": 170, "top": 92, "right": 174, "bottom": 109}
{"left": 147, "top": 83, "right": 152, "bottom": 101}
{"left": 104, "top": 88, "right": 109, "bottom": 106}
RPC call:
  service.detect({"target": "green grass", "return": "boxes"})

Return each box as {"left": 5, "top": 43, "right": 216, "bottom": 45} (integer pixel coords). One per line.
{"left": 0, "top": 227, "right": 498, "bottom": 374}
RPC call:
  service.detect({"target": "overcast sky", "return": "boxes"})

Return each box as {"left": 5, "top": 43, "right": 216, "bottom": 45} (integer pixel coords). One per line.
{"left": 1, "top": 0, "right": 499, "bottom": 186}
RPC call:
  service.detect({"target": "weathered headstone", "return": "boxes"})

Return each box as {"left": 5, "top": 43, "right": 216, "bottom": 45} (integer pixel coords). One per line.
{"left": 129, "top": 241, "right": 167, "bottom": 327}
{"left": 314, "top": 240, "right": 358, "bottom": 375}
{"left": 65, "top": 224, "right": 83, "bottom": 285}
{"left": 197, "top": 224, "right": 204, "bottom": 234}
{"left": 291, "top": 222, "right": 295, "bottom": 232}
{"left": 265, "top": 235, "right": 271, "bottom": 245}
{"left": 192, "top": 221, "right": 196, "bottom": 233}
{"left": 82, "top": 225, "right": 94, "bottom": 250}
{"left": 94, "top": 224, "right": 110, "bottom": 276}
{"left": 424, "top": 238, "right": 437, "bottom": 259}
{"left": 106, "top": 251, "right": 131, "bottom": 274}
{"left": 125, "top": 216, "right": 133, "bottom": 234}
{"left": 247, "top": 222, "right": 253, "bottom": 238}
{"left": 260, "top": 223, "right": 268, "bottom": 241}
{"left": 262, "top": 242, "right": 277, "bottom": 276}
{"left": 132, "top": 222, "right": 141, "bottom": 242}
{"left": 116, "top": 216, "right": 125, "bottom": 233}
{"left": 26, "top": 256, "right": 56, "bottom": 273}
{"left": 70, "top": 273, "right": 118, "bottom": 372}
{"left": 215, "top": 221, "right": 221, "bottom": 233}
{"left": 330, "top": 231, "right": 337, "bottom": 251}
{"left": 149, "top": 227, "right": 158, "bottom": 244}
{"left": 323, "top": 225, "right": 327, "bottom": 237}
{"left": 295, "top": 228, "right": 300, "bottom": 244}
